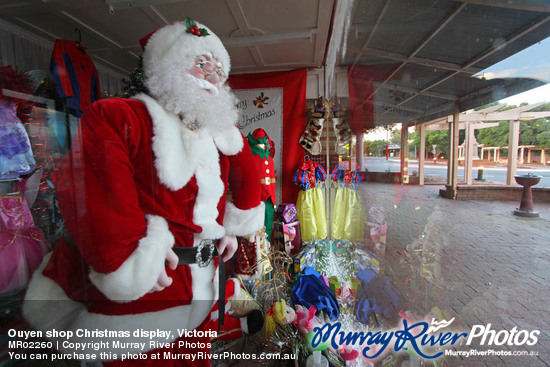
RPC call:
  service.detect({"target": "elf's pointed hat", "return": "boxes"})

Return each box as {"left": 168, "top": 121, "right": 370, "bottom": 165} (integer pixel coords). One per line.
{"left": 252, "top": 128, "right": 275, "bottom": 158}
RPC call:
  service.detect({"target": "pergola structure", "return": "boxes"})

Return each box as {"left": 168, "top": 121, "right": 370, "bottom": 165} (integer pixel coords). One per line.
{"left": 402, "top": 103, "right": 550, "bottom": 197}
{"left": 478, "top": 145, "right": 546, "bottom": 165}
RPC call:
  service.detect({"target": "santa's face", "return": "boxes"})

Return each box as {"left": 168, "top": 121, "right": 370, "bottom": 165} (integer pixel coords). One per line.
{"left": 189, "top": 55, "right": 225, "bottom": 93}
{"left": 145, "top": 50, "right": 238, "bottom": 132}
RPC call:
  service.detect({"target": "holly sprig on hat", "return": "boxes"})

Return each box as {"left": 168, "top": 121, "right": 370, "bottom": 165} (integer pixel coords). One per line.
{"left": 185, "top": 17, "right": 209, "bottom": 37}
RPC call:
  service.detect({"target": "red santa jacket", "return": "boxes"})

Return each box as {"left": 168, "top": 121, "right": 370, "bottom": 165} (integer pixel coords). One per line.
{"left": 23, "top": 95, "right": 264, "bottom": 358}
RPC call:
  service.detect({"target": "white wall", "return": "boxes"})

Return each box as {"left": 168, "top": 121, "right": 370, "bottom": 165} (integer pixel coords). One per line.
{"left": 306, "top": 66, "right": 348, "bottom": 99}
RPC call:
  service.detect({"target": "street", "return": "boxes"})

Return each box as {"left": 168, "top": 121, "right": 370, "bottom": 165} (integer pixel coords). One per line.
{"left": 362, "top": 157, "right": 550, "bottom": 187}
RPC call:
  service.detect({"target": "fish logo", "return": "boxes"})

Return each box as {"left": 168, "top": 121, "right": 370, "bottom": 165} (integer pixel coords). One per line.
{"left": 427, "top": 317, "right": 455, "bottom": 333}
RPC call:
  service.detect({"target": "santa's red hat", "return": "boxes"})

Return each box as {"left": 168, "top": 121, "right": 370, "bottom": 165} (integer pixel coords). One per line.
{"left": 141, "top": 18, "right": 230, "bottom": 81}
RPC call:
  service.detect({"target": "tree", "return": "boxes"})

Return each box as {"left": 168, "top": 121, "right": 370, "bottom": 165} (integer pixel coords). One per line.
{"left": 426, "top": 130, "right": 449, "bottom": 154}
{"left": 520, "top": 118, "right": 550, "bottom": 147}
{"left": 364, "top": 140, "right": 387, "bottom": 157}
{"left": 389, "top": 127, "right": 401, "bottom": 144}
{"left": 121, "top": 56, "right": 147, "bottom": 97}
{"left": 537, "top": 130, "right": 550, "bottom": 148}
{"left": 408, "top": 130, "right": 450, "bottom": 157}
{"left": 476, "top": 121, "right": 509, "bottom": 147}
{"left": 476, "top": 101, "right": 550, "bottom": 148}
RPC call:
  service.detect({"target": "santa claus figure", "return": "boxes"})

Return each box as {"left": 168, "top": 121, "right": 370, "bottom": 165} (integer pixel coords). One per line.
{"left": 23, "top": 18, "right": 264, "bottom": 366}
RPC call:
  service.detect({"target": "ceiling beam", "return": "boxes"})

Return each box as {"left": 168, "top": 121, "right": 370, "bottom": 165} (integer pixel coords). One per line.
{"left": 226, "top": 0, "right": 271, "bottom": 68}
{"left": 361, "top": 47, "right": 483, "bottom": 74}
{"left": 372, "top": 3, "right": 466, "bottom": 95}
{"left": 378, "top": 83, "right": 457, "bottom": 101}
{"left": 352, "top": 0, "right": 392, "bottom": 66}
{"left": 140, "top": 5, "right": 170, "bottom": 27}
{"left": 423, "top": 102, "right": 550, "bottom": 126}
{"left": 462, "top": 14, "right": 550, "bottom": 71}
{"left": 381, "top": 13, "right": 550, "bottom": 116}
{"left": 226, "top": 0, "right": 254, "bottom": 31}
{"left": 60, "top": 11, "right": 127, "bottom": 49}
{"left": 222, "top": 30, "right": 316, "bottom": 48}
{"left": 375, "top": 101, "right": 423, "bottom": 113}
{"left": 416, "top": 100, "right": 457, "bottom": 123}
{"left": 362, "top": 3, "right": 467, "bottom": 115}
{"left": 458, "top": 78, "right": 545, "bottom": 109}
{"left": 451, "top": 0, "right": 550, "bottom": 13}
{"left": 313, "top": 0, "right": 335, "bottom": 66}
{"left": 105, "top": 0, "right": 188, "bottom": 10}
{"left": 325, "top": 0, "right": 352, "bottom": 93}
{"left": 474, "top": 103, "right": 508, "bottom": 113}
{"left": 426, "top": 122, "right": 500, "bottom": 130}
{"left": 13, "top": 17, "right": 60, "bottom": 40}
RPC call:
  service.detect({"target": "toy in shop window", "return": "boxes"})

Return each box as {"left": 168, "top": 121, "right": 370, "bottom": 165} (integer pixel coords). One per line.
{"left": 273, "top": 220, "right": 301, "bottom": 255}
{"left": 0, "top": 67, "right": 36, "bottom": 180}
{"left": 275, "top": 203, "right": 297, "bottom": 223}
{"left": 0, "top": 67, "right": 51, "bottom": 296}
{"left": 206, "top": 278, "right": 264, "bottom": 340}
{"left": 284, "top": 224, "right": 297, "bottom": 253}
{"left": 0, "top": 169, "right": 51, "bottom": 296}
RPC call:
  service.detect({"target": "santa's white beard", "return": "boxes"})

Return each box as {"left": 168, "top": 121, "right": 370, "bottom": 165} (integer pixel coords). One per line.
{"left": 191, "top": 76, "right": 219, "bottom": 95}
{"left": 146, "top": 66, "right": 239, "bottom": 132}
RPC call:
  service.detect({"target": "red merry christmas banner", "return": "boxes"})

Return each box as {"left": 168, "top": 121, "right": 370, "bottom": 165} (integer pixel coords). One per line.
{"left": 229, "top": 69, "right": 307, "bottom": 204}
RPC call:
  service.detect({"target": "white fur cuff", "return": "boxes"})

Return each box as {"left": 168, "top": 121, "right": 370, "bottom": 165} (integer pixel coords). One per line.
{"left": 223, "top": 201, "right": 265, "bottom": 237}
{"left": 89, "top": 214, "right": 175, "bottom": 302}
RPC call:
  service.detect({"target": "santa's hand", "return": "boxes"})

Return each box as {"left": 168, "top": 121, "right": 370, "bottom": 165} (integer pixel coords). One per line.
{"left": 149, "top": 248, "right": 178, "bottom": 293}
{"left": 217, "top": 235, "right": 238, "bottom": 262}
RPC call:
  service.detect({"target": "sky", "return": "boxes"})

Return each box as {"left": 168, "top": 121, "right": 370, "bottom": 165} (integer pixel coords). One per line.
{"left": 478, "top": 36, "right": 550, "bottom": 106}
{"left": 479, "top": 37, "right": 550, "bottom": 83}
{"left": 499, "top": 83, "right": 550, "bottom": 106}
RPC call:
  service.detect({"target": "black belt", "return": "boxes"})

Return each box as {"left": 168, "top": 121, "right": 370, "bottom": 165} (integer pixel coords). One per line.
{"left": 172, "top": 240, "right": 225, "bottom": 330}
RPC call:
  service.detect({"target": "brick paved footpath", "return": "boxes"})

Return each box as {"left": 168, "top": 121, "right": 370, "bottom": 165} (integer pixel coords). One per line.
{"left": 359, "top": 182, "right": 550, "bottom": 367}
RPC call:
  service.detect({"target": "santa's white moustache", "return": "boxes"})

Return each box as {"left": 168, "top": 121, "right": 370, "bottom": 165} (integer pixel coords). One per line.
{"left": 149, "top": 69, "right": 239, "bottom": 131}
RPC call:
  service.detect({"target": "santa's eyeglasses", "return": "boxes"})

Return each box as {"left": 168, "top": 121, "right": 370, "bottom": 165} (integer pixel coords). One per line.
{"left": 195, "top": 59, "right": 226, "bottom": 81}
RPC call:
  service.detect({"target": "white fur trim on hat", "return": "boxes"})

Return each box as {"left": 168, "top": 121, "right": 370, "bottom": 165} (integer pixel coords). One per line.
{"left": 143, "top": 20, "right": 230, "bottom": 82}
{"left": 88, "top": 214, "right": 174, "bottom": 302}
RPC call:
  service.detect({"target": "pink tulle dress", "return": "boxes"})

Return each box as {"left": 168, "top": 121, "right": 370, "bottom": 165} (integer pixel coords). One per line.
{"left": 0, "top": 189, "right": 50, "bottom": 296}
